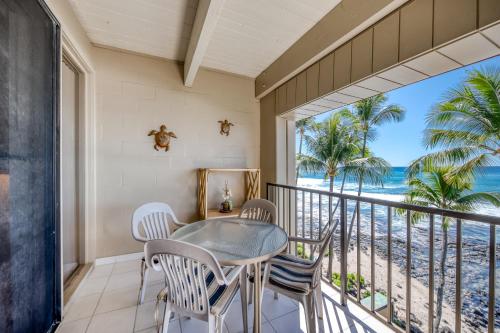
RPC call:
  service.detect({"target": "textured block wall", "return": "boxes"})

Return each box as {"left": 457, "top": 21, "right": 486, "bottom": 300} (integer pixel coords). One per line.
{"left": 93, "top": 47, "right": 260, "bottom": 257}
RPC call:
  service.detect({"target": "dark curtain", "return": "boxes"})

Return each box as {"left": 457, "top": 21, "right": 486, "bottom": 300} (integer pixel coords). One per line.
{"left": 0, "top": 0, "right": 60, "bottom": 332}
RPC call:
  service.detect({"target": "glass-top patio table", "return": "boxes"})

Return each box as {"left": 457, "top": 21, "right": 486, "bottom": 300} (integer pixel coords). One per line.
{"left": 171, "top": 217, "right": 288, "bottom": 333}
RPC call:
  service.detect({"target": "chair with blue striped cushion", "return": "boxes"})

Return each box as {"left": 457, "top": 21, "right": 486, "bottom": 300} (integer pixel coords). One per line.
{"left": 262, "top": 221, "right": 336, "bottom": 333}
{"left": 145, "top": 239, "right": 246, "bottom": 333}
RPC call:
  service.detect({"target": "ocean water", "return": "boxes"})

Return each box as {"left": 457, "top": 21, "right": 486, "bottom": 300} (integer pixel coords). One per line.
{"left": 298, "top": 166, "right": 500, "bottom": 217}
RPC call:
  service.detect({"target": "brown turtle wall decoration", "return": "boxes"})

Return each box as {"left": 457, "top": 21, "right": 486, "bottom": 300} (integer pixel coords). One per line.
{"left": 218, "top": 119, "right": 234, "bottom": 136}
{"left": 148, "top": 125, "right": 177, "bottom": 151}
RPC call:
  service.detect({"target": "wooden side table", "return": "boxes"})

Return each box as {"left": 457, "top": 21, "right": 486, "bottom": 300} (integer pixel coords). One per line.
{"left": 197, "top": 168, "right": 260, "bottom": 220}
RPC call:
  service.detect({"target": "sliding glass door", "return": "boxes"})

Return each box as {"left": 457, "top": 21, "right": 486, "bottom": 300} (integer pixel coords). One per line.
{"left": 0, "top": 1, "right": 60, "bottom": 332}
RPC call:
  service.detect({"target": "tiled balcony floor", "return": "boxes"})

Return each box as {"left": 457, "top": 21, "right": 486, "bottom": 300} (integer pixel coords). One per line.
{"left": 57, "top": 259, "right": 392, "bottom": 333}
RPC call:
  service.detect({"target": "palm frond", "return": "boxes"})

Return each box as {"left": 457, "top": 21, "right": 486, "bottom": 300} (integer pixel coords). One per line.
{"left": 456, "top": 192, "right": 500, "bottom": 208}
{"left": 297, "top": 155, "right": 326, "bottom": 175}
{"left": 342, "top": 156, "right": 390, "bottom": 186}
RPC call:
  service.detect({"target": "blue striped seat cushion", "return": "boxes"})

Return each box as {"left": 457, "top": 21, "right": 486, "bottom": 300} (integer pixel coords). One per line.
{"left": 170, "top": 265, "right": 238, "bottom": 315}
{"left": 268, "top": 254, "right": 314, "bottom": 294}
{"left": 204, "top": 267, "right": 239, "bottom": 315}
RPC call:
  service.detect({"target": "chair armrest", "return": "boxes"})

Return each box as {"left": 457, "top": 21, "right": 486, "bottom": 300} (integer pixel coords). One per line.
{"left": 172, "top": 221, "right": 187, "bottom": 229}
{"left": 224, "top": 266, "right": 243, "bottom": 285}
{"left": 288, "top": 236, "right": 323, "bottom": 245}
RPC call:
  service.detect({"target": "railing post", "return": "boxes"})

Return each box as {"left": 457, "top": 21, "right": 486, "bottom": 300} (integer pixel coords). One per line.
{"left": 488, "top": 225, "right": 496, "bottom": 333}
{"left": 406, "top": 210, "right": 412, "bottom": 333}
{"left": 327, "top": 193, "right": 333, "bottom": 280}
{"left": 310, "top": 192, "right": 313, "bottom": 259}
{"left": 294, "top": 189, "right": 298, "bottom": 255}
{"left": 429, "top": 214, "right": 435, "bottom": 333}
{"left": 340, "top": 197, "right": 347, "bottom": 306}
{"left": 356, "top": 200, "right": 361, "bottom": 302}
{"left": 370, "top": 203, "right": 375, "bottom": 312}
{"left": 455, "top": 219, "right": 462, "bottom": 333}
{"left": 387, "top": 206, "right": 393, "bottom": 324}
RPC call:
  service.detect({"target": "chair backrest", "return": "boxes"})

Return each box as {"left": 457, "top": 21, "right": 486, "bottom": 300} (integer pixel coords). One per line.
{"left": 145, "top": 239, "right": 227, "bottom": 318}
{"left": 311, "top": 221, "right": 336, "bottom": 286}
{"left": 239, "top": 199, "right": 277, "bottom": 224}
{"left": 131, "top": 202, "right": 180, "bottom": 242}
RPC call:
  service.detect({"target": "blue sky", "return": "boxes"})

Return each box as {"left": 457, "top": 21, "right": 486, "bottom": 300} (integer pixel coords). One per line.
{"left": 303, "top": 55, "right": 500, "bottom": 167}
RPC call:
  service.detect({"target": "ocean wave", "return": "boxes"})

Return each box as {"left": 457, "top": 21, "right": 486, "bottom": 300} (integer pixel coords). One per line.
{"left": 297, "top": 177, "right": 500, "bottom": 217}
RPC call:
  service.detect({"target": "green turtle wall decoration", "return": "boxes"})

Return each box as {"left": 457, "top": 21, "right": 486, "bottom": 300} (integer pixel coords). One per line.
{"left": 148, "top": 125, "right": 177, "bottom": 151}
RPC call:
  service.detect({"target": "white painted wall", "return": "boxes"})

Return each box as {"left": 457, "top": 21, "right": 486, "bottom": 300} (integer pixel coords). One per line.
{"left": 93, "top": 47, "right": 260, "bottom": 258}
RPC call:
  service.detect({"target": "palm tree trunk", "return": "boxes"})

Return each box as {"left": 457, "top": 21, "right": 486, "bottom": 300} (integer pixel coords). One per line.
{"left": 329, "top": 175, "right": 334, "bottom": 192}
{"left": 434, "top": 225, "right": 449, "bottom": 332}
{"left": 295, "top": 132, "right": 304, "bottom": 184}
{"left": 331, "top": 173, "right": 347, "bottom": 218}
{"left": 357, "top": 134, "right": 368, "bottom": 195}
{"left": 340, "top": 173, "right": 347, "bottom": 193}
{"left": 348, "top": 135, "right": 368, "bottom": 244}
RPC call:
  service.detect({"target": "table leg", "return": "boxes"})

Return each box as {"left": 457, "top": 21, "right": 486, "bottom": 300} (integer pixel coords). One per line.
{"left": 240, "top": 265, "right": 248, "bottom": 333}
{"left": 252, "top": 261, "right": 261, "bottom": 333}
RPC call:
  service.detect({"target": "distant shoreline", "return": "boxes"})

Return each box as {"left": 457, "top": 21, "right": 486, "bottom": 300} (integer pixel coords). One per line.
{"left": 297, "top": 167, "right": 500, "bottom": 217}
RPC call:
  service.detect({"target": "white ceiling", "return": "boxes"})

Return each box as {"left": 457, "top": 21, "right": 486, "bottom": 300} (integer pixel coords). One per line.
{"left": 68, "top": 0, "right": 341, "bottom": 78}
{"left": 68, "top": 0, "right": 198, "bottom": 61}
{"left": 200, "top": 0, "right": 342, "bottom": 77}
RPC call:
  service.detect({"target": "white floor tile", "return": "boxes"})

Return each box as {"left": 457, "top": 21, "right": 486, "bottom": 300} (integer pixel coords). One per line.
{"left": 57, "top": 259, "right": 394, "bottom": 333}
{"left": 261, "top": 291, "right": 298, "bottom": 321}
{"left": 135, "top": 319, "right": 181, "bottom": 333}
{"left": 251, "top": 322, "right": 276, "bottom": 333}
{"left": 113, "top": 260, "right": 142, "bottom": 275}
{"left": 135, "top": 300, "right": 165, "bottom": 332}
{"left": 63, "top": 293, "right": 100, "bottom": 322}
{"left": 269, "top": 310, "right": 306, "bottom": 333}
{"left": 87, "top": 306, "right": 137, "bottom": 333}
{"left": 77, "top": 276, "right": 108, "bottom": 297}
{"left": 180, "top": 317, "right": 229, "bottom": 333}
{"left": 105, "top": 271, "right": 141, "bottom": 292}
{"left": 56, "top": 317, "right": 90, "bottom": 333}
{"left": 345, "top": 313, "right": 393, "bottom": 333}
{"left": 96, "top": 286, "right": 139, "bottom": 314}
{"left": 224, "top": 299, "right": 258, "bottom": 333}
{"left": 88, "top": 264, "right": 114, "bottom": 279}
{"left": 142, "top": 280, "right": 165, "bottom": 303}
{"left": 322, "top": 297, "right": 356, "bottom": 333}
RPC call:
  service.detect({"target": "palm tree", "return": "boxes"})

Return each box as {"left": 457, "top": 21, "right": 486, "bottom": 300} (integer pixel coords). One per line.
{"left": 297, "top": 113, "right": 357, "bottom": 192}
{"left": 402, "top": 166, "right": 500, "bottom": 332}
{"left": 408, "top": 67, "right": 500, "bottom": 180}
{"left": 341, "top": 95, "right": 405, "bottom": 240}
{"left": 342, "top": 94, "right": 406, "bottom": 195}
{"left": 298, "top": 113, "right": 391, "bottom": 193}
{"left": 296, "top": 118, "right": 314, "bottom": 183}
{"left": 300, "top": 112, "right": 392, "bottom": 274}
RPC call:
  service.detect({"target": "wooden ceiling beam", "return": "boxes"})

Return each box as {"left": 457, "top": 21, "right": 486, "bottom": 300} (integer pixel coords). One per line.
{"left": 184, "top": 0, "right": 225, "bottom": 87}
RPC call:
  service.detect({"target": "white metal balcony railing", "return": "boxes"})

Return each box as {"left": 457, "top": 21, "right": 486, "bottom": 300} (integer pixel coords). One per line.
{"left": 266, "top": 183, "right": 499, "bottom": 333}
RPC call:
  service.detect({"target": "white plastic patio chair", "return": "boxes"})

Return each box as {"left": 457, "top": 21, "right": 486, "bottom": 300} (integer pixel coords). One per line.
{"left": 261, "top": 221, "right": 335, "bottom": 333}
{"left": 145, "top": 239, "right": 246, "bottom": 333}
{"left": 239, "top": 198, "right": 278, "bottom": 301}
{"left": 131, "top": 202, "right": 186, "bottom": 304}
{"left": 238, "top": 199, "right": 277, "bottom": 224}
